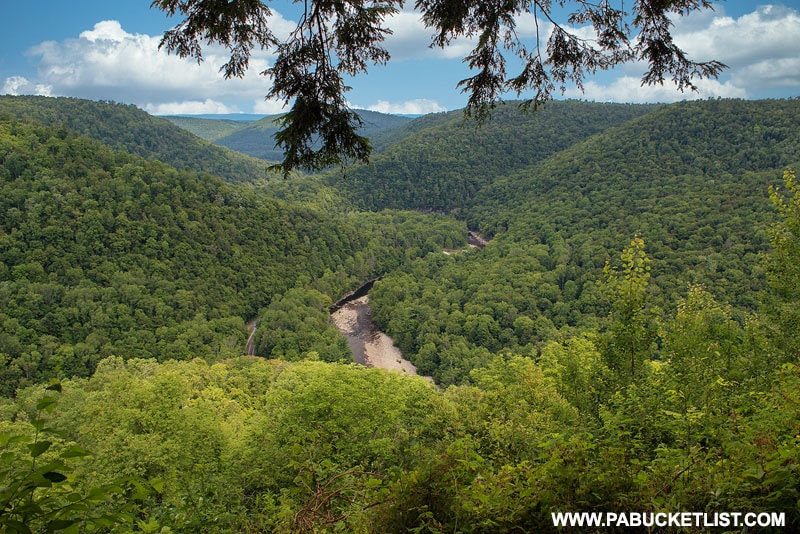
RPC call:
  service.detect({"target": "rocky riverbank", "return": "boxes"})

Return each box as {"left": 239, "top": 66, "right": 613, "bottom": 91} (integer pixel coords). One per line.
{"left": 330, "top": 295, "right": 419, "bottom": 376}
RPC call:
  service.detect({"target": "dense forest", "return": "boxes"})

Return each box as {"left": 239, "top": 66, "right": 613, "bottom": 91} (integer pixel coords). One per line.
{"left": 363, "top": 99, "right": 800, "bottom": 385}
{"left": 1, "top": 96, "right": 799, "bottom": 532}
{"left": 0, "top": 107, "right": 465, "bottom": 395}
{"left": 322, "top": 101, "right": 660, "bottom": 214}
{"left": 0, "top": 96, "right": 267, "bottom": 183}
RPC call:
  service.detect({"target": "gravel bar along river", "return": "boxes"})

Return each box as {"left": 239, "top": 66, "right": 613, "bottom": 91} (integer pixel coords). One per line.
{"left": 330, "top": 295, "right": 421, "bottom": 376}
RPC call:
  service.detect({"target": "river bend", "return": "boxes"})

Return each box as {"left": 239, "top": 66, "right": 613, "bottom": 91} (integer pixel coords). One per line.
{"left": 330, "top": 295, "right": 419, "bottom": 376}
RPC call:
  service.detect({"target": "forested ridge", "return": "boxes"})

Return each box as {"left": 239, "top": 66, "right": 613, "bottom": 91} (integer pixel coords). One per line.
{"left": 2, "top": 96, "right": 800, "bottom": 532}
{"left": 0, "top": 96, "right": 267, "bottom": 183}
{"left": 322, "top": 101, "right": 660, "bottom": 214}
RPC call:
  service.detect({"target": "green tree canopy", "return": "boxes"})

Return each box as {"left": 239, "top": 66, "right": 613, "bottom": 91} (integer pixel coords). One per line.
{"left": 766, "top": 169, "right": 800, "bottom": 356}
{"left": 151, "top": 0, "right": 725, "bottom": 173}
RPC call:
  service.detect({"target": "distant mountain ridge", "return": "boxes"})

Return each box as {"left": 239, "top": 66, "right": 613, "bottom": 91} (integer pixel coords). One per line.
{"left": 0, "top": 95, "right": 267, "bottom": 182}
{"left": 165, "top": 113, "right": 268, "bottom": 121}
{"left": 160, "top": 116, "right": 247, "bottom": 142}
{"left": 164, "top": 109, "right": 413, "bottom": 161}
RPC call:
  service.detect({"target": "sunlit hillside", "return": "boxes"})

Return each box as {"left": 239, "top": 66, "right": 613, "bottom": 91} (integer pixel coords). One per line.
{"left": 1, "top": 96, "right": 798, "bottom": 532}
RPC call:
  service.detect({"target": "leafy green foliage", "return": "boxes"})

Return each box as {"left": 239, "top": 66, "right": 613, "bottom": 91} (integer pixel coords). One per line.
{"left": 601, "top": 236, "right": 659, "bottom": 381}
{"left": 253, "top": 288, "right": 350, "bottom": 362}
{"left": 0, "top": 95, "right": 265, "bottom": 183}
{"left": 0, "top": 381, "right": 135, "bottom": 532}
{"left": 538, "top": 335, "right": 611, "bottom": 422}
{"left": 236, "top": 360, "right": 438, "bottom": 530}
{"left": 765, "top": 169, "right": 800, "bottom": 356}
{"left": 2, "top": 327, "right": 799, "bottom": 531}
{"left": 0, "top": 114, "right": 464, "bottom": 393}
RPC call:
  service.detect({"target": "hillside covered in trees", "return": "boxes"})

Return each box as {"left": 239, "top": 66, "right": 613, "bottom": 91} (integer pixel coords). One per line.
{"left": 0, "top": 96, "right": 267, "bottom": 183}
{"left": 0, "top": 104, "right": 465, "bottom": 395}
{"left": 1, "top": 96, "right": 799, "bottom": 532}
{"left": 361, "top": 99, "right": 800, "bottom": 384}
{"left": 323, "top": 101, "right": 661, "bottom": 214}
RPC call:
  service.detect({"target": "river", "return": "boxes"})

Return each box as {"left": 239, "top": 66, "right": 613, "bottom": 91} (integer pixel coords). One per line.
{"left": 330, "top": 295, "right": 421, "bottom": 376}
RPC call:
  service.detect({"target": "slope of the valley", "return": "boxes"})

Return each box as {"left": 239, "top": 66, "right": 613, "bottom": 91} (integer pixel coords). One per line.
{"left": 0, "top": 113, "right": 465, "bottom": 394}
{"left": 323, "top": 100, "right": 661, "bottom": 213}
{"left": 467, "top": 98, "right": 800, "bottom": 304}
{"left": 364, "top": 98, "right": 800, "bottom": 384}
{"left": 0, "top": 95, "right": 267, "bottom": 183}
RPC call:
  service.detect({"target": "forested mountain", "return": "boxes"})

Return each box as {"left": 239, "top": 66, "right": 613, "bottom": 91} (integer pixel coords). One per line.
{"left": 322, "top": 101, "right": 660, "bottom": 213}
{"left": 161, "top": 116, "right": 247, "bottom": 142}
{"left": 1, "top": 97, "right": 799, "bottom": 532}
{"left": 469, "top": 98, "right": 800, "bottom": 304}
{"left": 366, "top": 99, "right": 799, "bottom": 384}
{"left": 0, "top": 114, "right": 465, "bottom": 394}
{"left": 166, "top": 110, "right": 412, "bottom": 162}
{"left": 0, "top": 96, "right": 267, "bottom": 182}
{"left": 471, "top": 98, "right": 800, "bottom": 232}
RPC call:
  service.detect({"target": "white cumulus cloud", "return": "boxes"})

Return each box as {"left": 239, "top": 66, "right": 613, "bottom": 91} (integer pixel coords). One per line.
{"left": 364, "top": 98, "right": 447, "bottom": 115}
{"left": 672, "top": 4, "right": 800, "bottom": 94}
{"left": 564, "top": 75, "right": 747, "bottom": 103}
{"left": 253, "top": 98, "right": 290, "bottom": 114}
{"left": 2, "top": 75, "right": 52, "bottom": 96}
{"left": 15, "top": 19, "right": 283, "bottom": 112}
{"left": 143, "top": 99, "right": 239, "bottom": 115}
{"left": 566, "top": 3, "right": 800, "bottom": 102}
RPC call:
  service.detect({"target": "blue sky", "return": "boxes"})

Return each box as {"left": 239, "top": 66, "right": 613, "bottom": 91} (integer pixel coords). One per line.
{"left": 2, "top": 1, "right": 799, "bottom": 115}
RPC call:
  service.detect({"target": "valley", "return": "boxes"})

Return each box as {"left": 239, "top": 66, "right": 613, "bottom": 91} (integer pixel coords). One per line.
{"left": 1, "top": 95, "right": 799, "bottom": 532}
